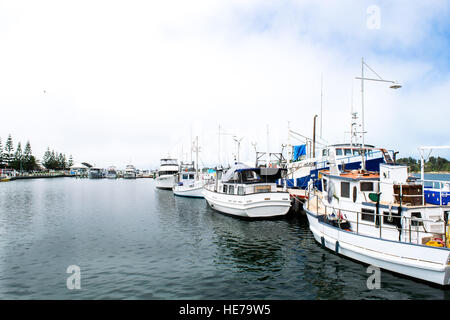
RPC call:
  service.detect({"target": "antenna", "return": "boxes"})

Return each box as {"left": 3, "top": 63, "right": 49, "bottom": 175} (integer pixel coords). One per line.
{"left": 233, "top": 136, "right": 244, "bottom": 162}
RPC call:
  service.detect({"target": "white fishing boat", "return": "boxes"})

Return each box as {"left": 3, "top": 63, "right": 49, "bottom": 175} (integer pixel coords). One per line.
{"left": 106, "top": 166, "right": 118, "bottom": 179}
{"left": 156, "top": 158, "right": 178, "bottom": 190}
{"left": 173, "top": 136, "right": 204, "bottom": 198}
{"left": 203, "top": 163, "right": 291, "bottom": 218}
{"left": 173, "top": 162, "right": 204, "bottom": 198}
{"left": 123, "top": 165, "right": 137, "bottom": 179}
{"left": 303, "top": 152, "right": 450, "bottom": 286}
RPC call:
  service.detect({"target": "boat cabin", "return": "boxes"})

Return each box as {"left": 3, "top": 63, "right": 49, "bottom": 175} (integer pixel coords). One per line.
{"left": 212, "top": 163, "right": 286, "bottom": 196}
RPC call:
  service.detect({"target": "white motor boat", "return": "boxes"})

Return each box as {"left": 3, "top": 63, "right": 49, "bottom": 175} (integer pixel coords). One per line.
{"left": 123, "top": 165, "right": 137, "bottom": 179}
{"left": 303, "top": 154, "right": 450, "bottom": 286}
{"left": 156, "top": 158, "right": 178, "bottom": 190}
{"left": 106, "top": 166, "right": 118, "bottom": 179}
{"left": 203, "top": 163, "right": 291, "bottom": 218}
{"left": 173, "top": 162, "right": 204, "bottom": 198}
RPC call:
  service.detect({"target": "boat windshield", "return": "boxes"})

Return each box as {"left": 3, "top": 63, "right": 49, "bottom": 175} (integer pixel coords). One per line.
{"left": 161, "top": 159, "right": 178, "bottom": 166}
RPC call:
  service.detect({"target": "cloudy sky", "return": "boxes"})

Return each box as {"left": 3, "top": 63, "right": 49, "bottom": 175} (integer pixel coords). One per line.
{"left": 0, "top": 0, "right": 449, "bottom": 169}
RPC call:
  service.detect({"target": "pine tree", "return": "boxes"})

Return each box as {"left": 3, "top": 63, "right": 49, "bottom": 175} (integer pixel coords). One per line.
{"left": 43, "top": 147, "right": 51, "bottom": 169}
{"left": 23, "top": 141, "right": 33, "bottom": 171}
{"left": 51, "top": 150, "right": 56, "bottom": 169}
{"left": 4, "top": 134, "right": 14, "bottom": 167}
{"left": 68, "top": 155, "right": 74, "bottom": 167}
{"left": 13, "top": 142, "right": 23, "bottom": 171}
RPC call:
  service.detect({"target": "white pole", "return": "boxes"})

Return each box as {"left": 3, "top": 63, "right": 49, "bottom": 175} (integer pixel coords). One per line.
{"left": 195, "top": 136, "right": 199, "bottom": 178}
{"left": 266, "top": 124, "right": 270, "bottom": 167}
{"left": 218, "top": 124, "right": 221, "bottom": 165}
{"left": 320, "top": 73, "right": 323, "bottom": 138}
{"left": 361, "top": 57, "right": 366, "bottom": 171}
{"left": 287, "top": 121, "right": 291, "bottom": 163}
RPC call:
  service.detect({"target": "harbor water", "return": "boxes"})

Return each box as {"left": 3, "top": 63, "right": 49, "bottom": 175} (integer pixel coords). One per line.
{"left": 0, "top": 176, "right": 449, "bottom": 299}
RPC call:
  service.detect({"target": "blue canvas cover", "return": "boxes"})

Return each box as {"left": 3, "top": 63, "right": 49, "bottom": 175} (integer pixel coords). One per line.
{"left": 293, "top": 145, "right": 306, "bottom": 161}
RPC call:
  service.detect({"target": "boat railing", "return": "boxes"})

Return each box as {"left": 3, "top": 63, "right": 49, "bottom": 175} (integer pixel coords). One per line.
{"left": 204, "top": 179, "right": 287, "bottom": 196}
{"left": 309, "top": 192, "right": 449, "bottom": 248}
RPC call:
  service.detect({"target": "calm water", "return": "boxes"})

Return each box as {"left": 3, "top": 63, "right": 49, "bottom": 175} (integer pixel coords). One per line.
{"left": 0, "top": 176, "right": 449, "bottom": 300}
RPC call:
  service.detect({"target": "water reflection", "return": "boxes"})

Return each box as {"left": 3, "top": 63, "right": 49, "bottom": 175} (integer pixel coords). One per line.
{"left": 0, "top": 178, "right": 448, "bottom": 299}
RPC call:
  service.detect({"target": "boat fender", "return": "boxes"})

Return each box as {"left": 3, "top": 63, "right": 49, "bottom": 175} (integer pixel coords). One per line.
{"left": 426, "top": 238, "right": 444, "bottom": 247}
{"left": 327, "top": 182, "right": 335, "bottom": 204}
{"left": 321, "top": 236, "right": 325, "bottom": 248}
{"left": 335, "top": 241, "right": 340, "bottom": 254}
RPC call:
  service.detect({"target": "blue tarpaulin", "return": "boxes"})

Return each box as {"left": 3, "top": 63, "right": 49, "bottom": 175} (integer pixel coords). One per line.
{"left": 293, "top": 145, "right": 306, "bottom": 161}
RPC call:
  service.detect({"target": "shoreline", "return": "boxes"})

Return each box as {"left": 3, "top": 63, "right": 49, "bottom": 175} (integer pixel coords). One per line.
{"left": 410, "top": 171, "right": 450, "bottom": 175}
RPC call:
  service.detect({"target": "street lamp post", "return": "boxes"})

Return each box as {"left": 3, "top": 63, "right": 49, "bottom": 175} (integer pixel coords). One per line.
{"left": 355, "top": 57, "right": 402, "bottom": 171}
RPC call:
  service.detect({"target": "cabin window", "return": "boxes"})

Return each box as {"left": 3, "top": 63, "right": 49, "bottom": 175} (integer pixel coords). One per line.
{"left": 323, "top": 179, "right": 327, "bottom": 192}
{"left": 189, "top": 174, "right": 195, "bottom": 179}
{"left": 367, "top": 150, "right": 373, "bottom": 157}
{"left": 383, "top": 211, "right": 400, "bottom": 226}
{"left": 322, "top": 149, "right": 328, "bottom": 156}
{"left": 352, "top": 186, "right": 357, "bottom": 203}
{"left": 411, "top": 212, "right": 423, "bottom": 227}
{"left": 228, "top": 185, "right": 235, "bottom": 195}
{"left": 361, "top": 208, "right": 375, "bottom": 223}
{"left": 238, "top": 186, "right": 244, "bottom": 195}
{"left": 341, "top": 182, "right": 350, "bottom": 198}
{"left": 353, "top": 149, "right": 360, "bottom": 155}
{"left": 344, "top": 149, "right": 352, "bottom": 156}
{"left": 336, "top": 149, "right": 343, "bottom": 156}
{"left": 360, "top": 182, "right": 374, "bottom": 192}
{"left": 223, "top": 185, "right": 228, "bottom": 193}
{"left": 182, "top": 174, "right": 189, "bottom": 179}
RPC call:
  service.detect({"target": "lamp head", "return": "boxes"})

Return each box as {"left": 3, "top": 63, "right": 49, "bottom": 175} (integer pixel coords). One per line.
{"left": 390, "top": 82, "right": 402, "bottom": 89}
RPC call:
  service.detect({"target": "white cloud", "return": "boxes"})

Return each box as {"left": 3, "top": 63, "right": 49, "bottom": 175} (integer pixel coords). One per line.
{"left": 0, "top": 0, "right": 449, "bottom": 168}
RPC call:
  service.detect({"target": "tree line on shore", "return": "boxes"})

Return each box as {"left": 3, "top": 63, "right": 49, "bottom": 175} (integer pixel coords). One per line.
{"left": 0, "top": 134, "right": 74, "bottom": 171}
{"left": 397, "top": 157, "right": 450, "bottom": 173}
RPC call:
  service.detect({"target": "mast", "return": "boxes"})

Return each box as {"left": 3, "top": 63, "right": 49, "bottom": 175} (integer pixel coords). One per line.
{"left": 195, "top": 136, "right": 199, "bottom": 179}
{"left": 218, "top": 124, "right": 221, "bottom": 165}
{"left": 266, "top": 124, "right": 270, "bottom": 167}
{"left": 320, "top": 73, "right": 323, "bottom": 138}
{"left": 361, "top": 57, "right": 366, "bottom": 170}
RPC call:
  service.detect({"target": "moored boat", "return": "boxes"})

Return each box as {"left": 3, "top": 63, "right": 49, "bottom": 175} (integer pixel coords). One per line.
{"left": 173, "top": 162, "right": 204, "bottom": 198}
{"left": 88, "top": 167, "right": 103, "bottom": 179}
{"left": 123, "top": 165, "right": 137, "bottom": 179}
{"left": 303, "top": 154, "right": 450, "bottom": 286}
{"left": 203, "top": 163, "right": 291, "bottom": 218}
{"left": 156, "top": 158, "right": 178, "bottom": 190}
{"left": 106, "top": 166, "right": 118, "bottom": 179}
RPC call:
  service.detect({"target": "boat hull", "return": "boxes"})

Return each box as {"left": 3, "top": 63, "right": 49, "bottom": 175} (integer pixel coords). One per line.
{"left": 156, "top": 174, "right": 175, "bottom": 190}
{"left": 173, "top": 182, "right": 204, "bottom": 198}
{"left": 203, "top": 188, "right": 291, "bottom": 218}
{"left": 304, "top": 204, "right": 450, "bottom": 286}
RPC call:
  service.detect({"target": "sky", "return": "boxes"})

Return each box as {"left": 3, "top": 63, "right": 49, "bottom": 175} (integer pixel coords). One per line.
{"left": 0, "top": 0, "right": 449, "bottom": 169}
